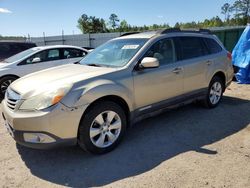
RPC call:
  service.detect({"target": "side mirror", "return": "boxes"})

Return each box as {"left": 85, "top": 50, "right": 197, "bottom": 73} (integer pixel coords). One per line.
{"left": 32, "top": 57, "right": 41, "bottom": 63}
{"left": 139, "top": 57, "right": 159, "bottom": 69}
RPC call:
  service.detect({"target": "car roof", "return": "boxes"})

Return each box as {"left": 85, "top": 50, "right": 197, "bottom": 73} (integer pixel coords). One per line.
{"left": 119, "top": 29, "right": 213, "bottom": 39}
{"left": 32, "top": 45, "right": 87, "bottom": 51}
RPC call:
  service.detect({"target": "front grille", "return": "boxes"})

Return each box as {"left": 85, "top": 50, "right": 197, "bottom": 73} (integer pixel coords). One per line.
{"left": 6, "top": 98, "right": 19, "bottom": 110}
{"left": 5, "top": 88, "right": 21, "bottom": 111}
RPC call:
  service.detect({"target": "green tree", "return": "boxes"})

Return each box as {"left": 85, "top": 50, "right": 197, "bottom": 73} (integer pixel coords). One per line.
{"left": 174, "top": 22, "right": 180, "bottom": 28}
{"left": 77, "top": 14, "right": 90, "bottom": 33}
{"left": 120, "top": 20, "right": 129, "bottom": 32}
{"left": 221, "top": 3, "right": 232, "bottom": 21}
{"left": 109, "top": 14, "right": 120, "bottom": 30}
{"left": 231, "top": 0, "right": 250, "bottom": 24}
{"left": 77, "top": 14, "right": 107, "bottom": 33}
{"left": 210, "top": 16, "right": 224, "bottom": 27}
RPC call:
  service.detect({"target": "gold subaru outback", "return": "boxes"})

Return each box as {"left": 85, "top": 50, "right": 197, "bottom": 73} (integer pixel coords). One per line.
{"left": 2, "top": 29, "right": 234, "bottom": 154}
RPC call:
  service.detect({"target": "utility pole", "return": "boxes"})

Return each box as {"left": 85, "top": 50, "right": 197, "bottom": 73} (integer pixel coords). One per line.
{"left": 43, "top": 32, "right": 46, "bottom": 45}
{"left": 62, "top": 29, "right": 64, "bottom": 45}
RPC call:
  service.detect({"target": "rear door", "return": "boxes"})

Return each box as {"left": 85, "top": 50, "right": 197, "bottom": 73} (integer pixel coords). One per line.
{"left": 175, "top": 36, "right": 211, "bottom": 94}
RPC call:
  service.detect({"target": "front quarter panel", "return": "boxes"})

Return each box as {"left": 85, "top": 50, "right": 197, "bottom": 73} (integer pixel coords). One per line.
{"left": 61, "top": 77, "right": 134, "bottom": 113}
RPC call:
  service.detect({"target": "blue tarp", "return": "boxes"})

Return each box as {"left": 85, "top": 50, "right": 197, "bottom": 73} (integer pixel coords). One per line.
{"left": 232, "top": 25, "right": 250, "bottom": 84}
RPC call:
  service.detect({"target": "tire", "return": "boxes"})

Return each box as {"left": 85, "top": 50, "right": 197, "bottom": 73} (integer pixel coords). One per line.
{"left": 202, "top": 76, "right": 225, "bottom": 109}
{"left": 0, "top": 76, "right": 18, "bottom": 98}
{"left": 78, "top": 101, "right": 127, "bottom": 154}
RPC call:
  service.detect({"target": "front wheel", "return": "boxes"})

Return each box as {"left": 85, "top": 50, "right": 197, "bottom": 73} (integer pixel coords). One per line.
{"left": 202, "top": 76, "right": 224, "bottom": 108}
{"left": 78, "top": 101, "right": 127, "bottom": 154}
{"left": 0, "top": 76, "right": 18, "bottom": 98}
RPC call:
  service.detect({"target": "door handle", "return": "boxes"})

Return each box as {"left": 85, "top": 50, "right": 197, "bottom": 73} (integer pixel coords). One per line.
{"left": 172, "top": 67, "right": 182, "bottom": 74}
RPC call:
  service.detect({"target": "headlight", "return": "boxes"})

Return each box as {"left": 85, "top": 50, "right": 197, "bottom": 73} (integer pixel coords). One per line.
{"left": 19, "top": 84, "right": 72, "bottom": 110}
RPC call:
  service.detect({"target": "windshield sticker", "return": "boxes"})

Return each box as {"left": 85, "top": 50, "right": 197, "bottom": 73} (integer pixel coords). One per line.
{"left": 122, "top": 45, "right": 139, "bottom": 50}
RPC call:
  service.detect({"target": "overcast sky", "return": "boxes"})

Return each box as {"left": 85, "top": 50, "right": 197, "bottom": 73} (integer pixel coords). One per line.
{"left": 0, "top": 0, "right": 235, "bottom": 37}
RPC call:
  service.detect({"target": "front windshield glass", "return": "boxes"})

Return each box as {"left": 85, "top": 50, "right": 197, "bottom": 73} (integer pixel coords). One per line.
{"left": 5, "top": 48, "right": 40, "bottom": 63}
{"left": 80, "top": 38, "right": 148, "bottom": 67}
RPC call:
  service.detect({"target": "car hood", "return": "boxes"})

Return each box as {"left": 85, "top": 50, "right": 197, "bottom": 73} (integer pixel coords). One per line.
{"left": 0, "top": 62, "right": 11, "bottom": 68}
{"left": 10, "top": 64, "right": 117, "bottom": 97}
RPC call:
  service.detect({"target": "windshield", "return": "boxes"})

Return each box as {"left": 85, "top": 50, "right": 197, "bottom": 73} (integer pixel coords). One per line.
{"left": 5, "top": 48, "right": 40, "bottom": 63}
{"left": 80, "top": 38, "right": 148, "bottom": 67}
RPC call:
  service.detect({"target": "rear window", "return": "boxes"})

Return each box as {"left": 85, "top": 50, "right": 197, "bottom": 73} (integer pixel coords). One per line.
{"left": 178, "top": 37, "right": 208, "bottom": 60}
{"left": 204, "top": 38, "right": 222, "bottom": 54}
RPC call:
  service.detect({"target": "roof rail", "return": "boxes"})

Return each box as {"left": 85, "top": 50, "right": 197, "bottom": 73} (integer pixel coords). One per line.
{"left": 157, "top": 28, "right": 181, "bottom": 34}
{"left": 158, "top": 28, "right": 212, "bottom": 35}
{"left": 198, "top": 29, "right": 212, "bottom": 34}
{"left": 121, "top": 32, "right": 140, "bottom": 37}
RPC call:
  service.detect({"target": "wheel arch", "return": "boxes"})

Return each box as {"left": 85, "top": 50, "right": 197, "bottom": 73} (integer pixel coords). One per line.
{"left": 0, "top": 74, "right": 20, "bottom": 96}
{"left": 211, "top": 71, "right": 226, "bottom": 90}
{"left": 0, "top": 74, "right": 19, "bottom": 80}
{"left": 80, "top": 95, "right": 131, "bottom": 128}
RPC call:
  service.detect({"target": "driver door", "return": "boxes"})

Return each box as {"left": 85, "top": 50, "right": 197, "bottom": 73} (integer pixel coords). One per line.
{"left": 133, "top": 38, "right": 184, "bottom": 113}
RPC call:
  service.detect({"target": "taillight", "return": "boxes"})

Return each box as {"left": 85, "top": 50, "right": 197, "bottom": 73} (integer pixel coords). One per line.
{"left": 227, "top": 52, "right": 232, "bottom": 61}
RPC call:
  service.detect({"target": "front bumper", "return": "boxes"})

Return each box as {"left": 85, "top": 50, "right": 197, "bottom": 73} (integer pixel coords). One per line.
{"left": 1, "top": 100, "right": 87, "bottom": 149}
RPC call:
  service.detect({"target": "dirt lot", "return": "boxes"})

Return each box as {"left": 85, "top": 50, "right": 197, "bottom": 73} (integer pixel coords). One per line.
{"left": 0, "top": 82, "right": 250, "bottom": 188}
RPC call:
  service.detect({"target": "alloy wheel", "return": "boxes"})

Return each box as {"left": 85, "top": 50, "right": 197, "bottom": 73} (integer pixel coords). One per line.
{"left": 209, "top": 82, "right": 222, "bottom": 105}
{"left": 89, "top": 110, "right": 122, "bottom": 148}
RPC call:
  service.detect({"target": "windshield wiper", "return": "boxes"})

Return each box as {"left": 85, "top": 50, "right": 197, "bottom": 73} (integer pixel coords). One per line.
{"left": 85, "top": 63, "right": 102, "bottom": 67}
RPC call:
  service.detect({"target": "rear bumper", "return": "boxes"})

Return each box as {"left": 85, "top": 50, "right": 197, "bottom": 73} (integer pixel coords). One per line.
{"left": 1, "top": 100, "right": 87, "bottom": 149}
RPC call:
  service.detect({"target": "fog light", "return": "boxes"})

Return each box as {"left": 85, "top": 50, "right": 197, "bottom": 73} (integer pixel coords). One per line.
{"left": 23, "top": 133, "right": 56, "bottom": 143}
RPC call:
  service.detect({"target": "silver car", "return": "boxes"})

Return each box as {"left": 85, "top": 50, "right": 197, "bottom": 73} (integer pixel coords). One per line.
{"left": 0, "top": 45, "right": 88, "bottom": 97}
{"left": 2, "top": 29, "right": 234, "bottom": 154}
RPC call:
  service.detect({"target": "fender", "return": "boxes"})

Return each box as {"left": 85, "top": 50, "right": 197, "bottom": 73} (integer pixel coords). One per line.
{"left": 62, "top": 79, "right": 134, "bottom": 112}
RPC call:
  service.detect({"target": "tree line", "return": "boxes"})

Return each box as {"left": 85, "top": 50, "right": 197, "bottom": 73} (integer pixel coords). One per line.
{"left": 77, "top": 0, "right": 250, "bottom": 34}
{"left": 0, "top": 35, "right": 25, "bottom": 40}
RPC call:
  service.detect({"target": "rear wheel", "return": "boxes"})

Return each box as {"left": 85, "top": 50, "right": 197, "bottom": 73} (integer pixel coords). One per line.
{"left": 78, "top": 101, "right": 127, "bottom": 154}
{"left": 0, "top": 76, "right": 18, "bottom": 98}
{"left": 202, "top": 76, "right": 224, "bottom": 108}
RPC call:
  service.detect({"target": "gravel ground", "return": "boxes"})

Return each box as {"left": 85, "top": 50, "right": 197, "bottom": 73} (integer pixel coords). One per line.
{"left": 0, "top": 82, "right": 250, "bottom": 188}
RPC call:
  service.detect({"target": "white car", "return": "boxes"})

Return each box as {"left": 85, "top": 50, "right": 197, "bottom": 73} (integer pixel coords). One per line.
{"left": 0, "top": 45, "right": 88, "bottom": 97}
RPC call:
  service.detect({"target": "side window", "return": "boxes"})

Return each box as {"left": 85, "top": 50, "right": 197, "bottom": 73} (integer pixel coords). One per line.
{"left": 179, "top": 37, "right": 208, "bottom": 60}
{"left": 204, "top": 38, "right": 222, "bottom": 54}
{"left": 63, "top": 48, "right": 87, "bottom": 59}
{"left": 47, "top": 49, "right": 60, "bottom": 61}
{"left": 144, "top": 38, "right": 176, "bottom": 66}
{"left": 25, "top": 49, "right": 60, "bottom": 64}
{"left": 25, "top": 51, "right": 47, "bottom": 64}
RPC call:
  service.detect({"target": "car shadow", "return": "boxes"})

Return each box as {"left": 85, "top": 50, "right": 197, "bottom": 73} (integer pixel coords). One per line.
{"left": 16, "top": 96, "right": 250, "bottom": 187}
